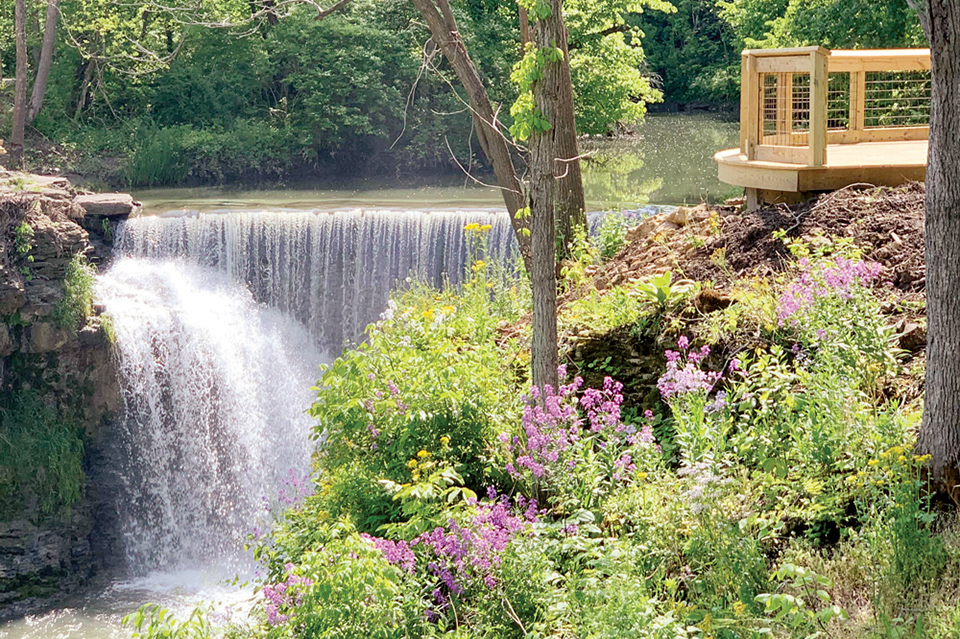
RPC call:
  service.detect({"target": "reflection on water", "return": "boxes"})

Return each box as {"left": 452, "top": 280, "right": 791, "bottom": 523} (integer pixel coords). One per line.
{"left": 581, "top": 113, "right": 740, "bottom": 207}
{"left": 133, "top": 113, "right": 739, "bottom": 214}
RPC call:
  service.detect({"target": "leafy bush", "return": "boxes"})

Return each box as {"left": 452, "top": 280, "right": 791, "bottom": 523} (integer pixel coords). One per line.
{"left": 595, "top": 210, "right": 641, "bottom": 260}
{"left": 307, "top": 242, "right": 525, "bottom": 533}
{"left": 52, "top": 254, "right": 96, "bottom": 330}
{"left": 245, "top": 229, "right": 939, "bottom": 639}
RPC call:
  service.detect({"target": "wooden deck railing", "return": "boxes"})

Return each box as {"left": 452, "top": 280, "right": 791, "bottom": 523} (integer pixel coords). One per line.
{"left": 739, "top": 47, "right": 931, "bottom": 167}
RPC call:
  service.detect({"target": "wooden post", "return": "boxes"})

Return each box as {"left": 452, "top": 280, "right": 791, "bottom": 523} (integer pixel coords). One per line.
{"left": 849, "top": 70, "right": 866, "bottom": 140}
{"left": 740, "top": 52, "right": 759, "bottom": 160}
{"left": 809, "top": 49, "right": 829, "bottom": 167}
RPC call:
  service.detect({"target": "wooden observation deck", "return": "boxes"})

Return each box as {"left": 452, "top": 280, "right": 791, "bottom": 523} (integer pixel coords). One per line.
{"left": 715, "top": 47, "right": 930, "bottom": 209}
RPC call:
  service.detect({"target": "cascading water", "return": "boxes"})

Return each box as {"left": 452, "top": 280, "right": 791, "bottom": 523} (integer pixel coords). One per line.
{"left": 94, "top": 208, "right": 517, "bottom": 578}
{"left": 95, "top": 258, "right": 324, "bottom": 577}
{"left": 115, "top": 209, "right": 517, "bottom": 353}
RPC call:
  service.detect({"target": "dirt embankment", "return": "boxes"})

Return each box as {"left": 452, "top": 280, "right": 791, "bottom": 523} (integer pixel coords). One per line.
{"left": 589, "top": 182, "right": 925, "bottom": 297}
{"left": 562, "top": 184, "right": 927, "bottom": 408}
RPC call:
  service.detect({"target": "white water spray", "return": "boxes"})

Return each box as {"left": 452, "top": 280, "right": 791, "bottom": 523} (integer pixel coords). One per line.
{"left": 95, "top": 258, "right": 324, "bottom": 577}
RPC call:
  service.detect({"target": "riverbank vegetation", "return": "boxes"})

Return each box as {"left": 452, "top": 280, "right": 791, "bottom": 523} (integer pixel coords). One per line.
{"left": 0, "top": 0, "right": 924, "bottom": 188}
{"left": 124, "top": 185, "right": 960, "bottom": 639}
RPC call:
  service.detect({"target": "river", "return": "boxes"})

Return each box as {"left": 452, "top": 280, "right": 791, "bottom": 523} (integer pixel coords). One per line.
{"left": 131, "top": 113, "right": 738, "bottom": 214}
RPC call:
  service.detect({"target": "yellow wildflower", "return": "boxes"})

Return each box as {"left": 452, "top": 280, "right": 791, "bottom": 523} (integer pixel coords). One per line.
{"left": 440, "top": 436, "right": 450, "bottom": 447}
{"left": 407, "top": 459, "right": 418, "bottom": 469}
{"left": 481, "top": 224, "right": 492, "bottom": 232}
{"left": 417, "top": 449, "right": 430, "bottom": 459}
{"left": 868, "top": 459, "right": 879, "bottom": 466}
{"left": 471, "top": 260, "right": 486, "bottom": 272}
{"left": 464, "top": 223, "right": 481, "bottom": 232}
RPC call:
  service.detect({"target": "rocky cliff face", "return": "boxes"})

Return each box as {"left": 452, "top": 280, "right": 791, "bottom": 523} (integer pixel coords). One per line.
{"left": 0, "top": 172, "right": 137, "bottom": 620}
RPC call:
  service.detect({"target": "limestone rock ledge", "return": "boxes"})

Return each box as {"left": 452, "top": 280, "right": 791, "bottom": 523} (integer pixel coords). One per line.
{"left": 0, "top": 172, "right": 131, "bottom": 620}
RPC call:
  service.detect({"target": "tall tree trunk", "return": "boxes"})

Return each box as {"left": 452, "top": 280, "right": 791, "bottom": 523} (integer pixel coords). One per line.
{"left": 27, "top": 0, "right": 60, "bottom": 125}
{"left": 915, "top": 0, "right": 960, "bottom": 491}
{"left": 11, "top": 0, "right": 28, "bottom": 167}
{"left": 527, "top": 0, "right": 576, "bottom": 391}
{"left": 409, "top": 0, "right": 531, "bottom": 267}
{"left": 75, "top": 56, "right": 95, "bottom": 119}
{"left": 547, "top": 2, "right": 586, "bottom": 259}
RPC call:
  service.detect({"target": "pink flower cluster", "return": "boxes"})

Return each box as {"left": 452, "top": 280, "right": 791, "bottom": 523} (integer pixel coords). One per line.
{"left": 777, "top": 256, "right": 882, "bottom": 325}
{"left": 364, "top": 492, "right": 533, "bottom": 613}
{"left": 503, "top": 373, "right": 585, "bottom": 479}
{"left": 262, "top": 563, "right": 313, "bottom": 626}
{"left": 360, "top": 534, "right": 416, "bottom": 574}
{"left": 503, "top": 368, "right": 635, "bottom": 479}
{"left": 276, "top": 468, "right": 313, "bottom": 509}
{"left": 658, "top": 339, "right": 722, "bottom": 399}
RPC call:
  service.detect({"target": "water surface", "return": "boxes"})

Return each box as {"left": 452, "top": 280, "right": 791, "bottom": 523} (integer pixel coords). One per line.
{"left": 133, "top": 113, "right": 738, "bottom": 214}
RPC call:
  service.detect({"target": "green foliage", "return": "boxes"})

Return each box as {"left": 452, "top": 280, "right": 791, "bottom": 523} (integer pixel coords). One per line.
{"left": 123, "top": 605, "right": 214, "bottom": 639}
{"left": 565, "top": 0, "right": 669, "bottom": 131}
{"left": 717, "top": 0, "right": 924, "bottom": 50}
{"left": 12, "top": 0, "right": 672, "bottom": 184}
{"left": 635, "top": 270, "right": 694, "bottom": 312}
{"left": 125, "top": 120, "right": 299, "bottom": 187}
{"left": 681, "top": 463, "right": 770, "bottom": 621}
{"left": 563, "top": 284, "right": 649, "bottom": 333}
{"left": 568, "top": 29, "right": 659, "bottom": 133}
{"left": 756, "top": 564, "right": 848, "bottom": 637}
{"left": 853, "top": 446, "right": 945, "bottom": 591}
{"left": 52, "top": 254, "right": 97, "bottom": 330}
{"left": 0, "top": 391, "right": 85, "bottom": 518}
{"left": 268, "top": 525, "right": 420, "bottom": 639}
{"left": 99, "top": 312, "right": 117, "bottom": 344}
{"left": 307, "top": 235, "right": 524, "bottom": 533}
{"left": 595, "top": 211, "right": 634, "bottom": 260}
{"left": 14, "top": 221, "right": 34, "bottom": 259}
{"left": 633, "top": 0, "right": 741, "bottom": 103}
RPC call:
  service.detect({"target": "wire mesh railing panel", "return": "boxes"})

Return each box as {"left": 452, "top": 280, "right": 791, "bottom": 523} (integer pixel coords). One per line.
{"left": 792, "top": 74, "right": 811, "bottom": 135}
{"left": 827, "top": 73, "right": 850, "bottom": 130}
{"left": 759, "top": 72, "right": 811, "bottom": 146}
{"left": 863, "top": 70, "right": 931, "bottom": 128}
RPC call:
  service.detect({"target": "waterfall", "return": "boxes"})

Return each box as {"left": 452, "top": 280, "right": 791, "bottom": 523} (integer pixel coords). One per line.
{"left": 95, "top": 258, "right": 324, "bottom": 577}
{"left": 115, "top": 209, "right": 517, "bottom": 354}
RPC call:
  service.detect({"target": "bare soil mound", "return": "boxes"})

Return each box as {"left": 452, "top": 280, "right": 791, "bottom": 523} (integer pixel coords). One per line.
{"left": 591, "top": 183, "right": 926, "bottom": 295}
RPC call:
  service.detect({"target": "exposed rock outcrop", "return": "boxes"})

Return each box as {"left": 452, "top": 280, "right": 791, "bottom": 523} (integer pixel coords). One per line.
{"left": 0, "top": 172, "right": 131, "bottom": 620}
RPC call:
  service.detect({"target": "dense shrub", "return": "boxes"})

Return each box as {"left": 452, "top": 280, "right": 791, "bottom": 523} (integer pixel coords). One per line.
{"left": 136, "top": 230, "right": 947, "bottom": 639}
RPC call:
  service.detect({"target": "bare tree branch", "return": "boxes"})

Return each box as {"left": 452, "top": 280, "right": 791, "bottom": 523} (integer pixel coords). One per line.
{"left": 314, "top": 0, "right": 354, "bottom": 21}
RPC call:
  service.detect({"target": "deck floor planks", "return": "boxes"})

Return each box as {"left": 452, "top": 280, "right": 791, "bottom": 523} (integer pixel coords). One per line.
{"left": 716, "top": 139, "right": 928, "bottom": 195}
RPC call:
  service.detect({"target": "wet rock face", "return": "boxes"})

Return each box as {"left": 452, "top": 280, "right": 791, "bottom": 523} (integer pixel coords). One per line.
{"left": 0, "top": 174, "right": 131, "bottom": 619}
{"left": 0, "top": 505, "right": 95, "bottom": 620}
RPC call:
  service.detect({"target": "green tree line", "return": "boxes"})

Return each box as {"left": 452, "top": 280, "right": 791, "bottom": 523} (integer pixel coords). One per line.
{"left": 0, "top": 0, "right": 925, "bottom": 187}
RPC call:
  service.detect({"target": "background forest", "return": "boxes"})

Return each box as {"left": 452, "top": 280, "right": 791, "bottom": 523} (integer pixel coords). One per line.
{"left": 0, "top": 0, "right": 926, "bottom": 187}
